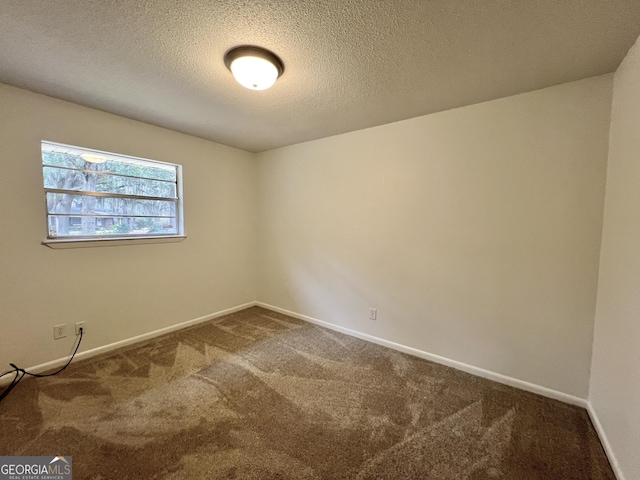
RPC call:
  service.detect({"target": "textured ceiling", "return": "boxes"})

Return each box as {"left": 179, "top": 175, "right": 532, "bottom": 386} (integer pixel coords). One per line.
{"left": 1, "top": 1, "right": 640, "bottom": 153}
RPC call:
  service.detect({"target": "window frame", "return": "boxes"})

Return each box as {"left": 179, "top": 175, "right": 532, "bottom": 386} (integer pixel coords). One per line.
{"left": 40, "top": 141, "right": 186, "bottom": 248}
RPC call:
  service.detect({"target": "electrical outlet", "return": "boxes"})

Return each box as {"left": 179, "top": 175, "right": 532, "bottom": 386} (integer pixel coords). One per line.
{"left": 53, "top": 324, "right": 68, "bottom": 340}
{"left": 369, "top": 308, "right": 377, "bottom": 321}
{"left": 75, "top": 322, "right": 86, "bottom": 336}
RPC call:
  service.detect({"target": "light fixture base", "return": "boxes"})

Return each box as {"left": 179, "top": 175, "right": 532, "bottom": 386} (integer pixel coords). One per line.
{"left": 224, "top": 45, "right": 284, "bottom": 90}
{"left": 224, "top": 46, "right": 284, "bottom": 77}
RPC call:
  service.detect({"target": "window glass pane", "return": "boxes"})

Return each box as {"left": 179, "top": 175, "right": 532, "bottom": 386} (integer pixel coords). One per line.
{"left": 43, "top": 167, "right": 177, "bottom": 198}
{"left": 41, "top": 152, "right": 86, "bottom": 170}
{"left": 42, "top": 151, "right": 176, "bottom": 182}
{"left": 42, "top": 141, "right": 183, "bottom": 241}
{"left": 47, "top": 216, "right": 178, "bottom": 237}
{"left": 46, "top": 193, "right": 176, "bottom": 217}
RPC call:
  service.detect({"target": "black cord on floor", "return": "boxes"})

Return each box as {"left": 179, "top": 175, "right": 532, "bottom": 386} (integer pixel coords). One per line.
{"left": 0, "top": 328, "right": 83, "bottom": 403}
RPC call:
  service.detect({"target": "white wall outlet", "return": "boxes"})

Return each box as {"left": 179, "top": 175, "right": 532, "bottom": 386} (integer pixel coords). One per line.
{"left": 75, "top": 322, "right": 86, "bottom": 336}
{"left": 369, "top": 308, "right": 377, "bottom": 320}
{"left": 53, "top": 324, "right": 68, "bottom": 340}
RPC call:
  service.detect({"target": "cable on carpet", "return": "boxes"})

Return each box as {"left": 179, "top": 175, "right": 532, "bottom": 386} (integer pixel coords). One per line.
{"left": 0, "top": 327, "right": 83, "bottom": 403}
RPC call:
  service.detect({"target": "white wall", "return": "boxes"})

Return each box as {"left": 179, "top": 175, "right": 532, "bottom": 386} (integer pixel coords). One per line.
{"left": 256, "top": 76, "right": 613, "bottom": 398}
{"left": 0, "top": 83, "right": 257, "bottom": 371}
{"left": 590, "top": 37, "right": 640, "bottom": 480}
{"left": 0, "top": 71, "right": 619, "bottom": 409}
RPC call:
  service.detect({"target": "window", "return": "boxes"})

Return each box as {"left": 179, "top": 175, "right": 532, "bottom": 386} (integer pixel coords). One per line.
{"left": 41, "top": 141, "right": 184, "bottom": 244}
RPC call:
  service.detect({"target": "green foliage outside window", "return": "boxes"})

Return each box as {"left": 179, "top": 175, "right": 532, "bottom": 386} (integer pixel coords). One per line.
{"left": 42, "top": 149, "right": 179, "bottom": 237}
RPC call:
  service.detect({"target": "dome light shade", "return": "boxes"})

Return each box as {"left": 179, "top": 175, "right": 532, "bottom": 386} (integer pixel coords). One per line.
{"left": 230, "top": 56, "right": 278, "bottom": 90}
{"left": 224, "top": 46, "right": 284, "bottom": 91}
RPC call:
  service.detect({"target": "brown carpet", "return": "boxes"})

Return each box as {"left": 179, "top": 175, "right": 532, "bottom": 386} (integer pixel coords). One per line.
{"left": 0, "top": 306, "right": 614, "bottom": 479}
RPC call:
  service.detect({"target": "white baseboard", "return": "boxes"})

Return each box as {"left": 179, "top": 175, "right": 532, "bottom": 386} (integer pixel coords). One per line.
{"left": 256, "top": 302, "right": 588, "bottom": 408}
{"left": 0, "top": 301, "right": 257, "bottom": 387}
{"left": 587, "top": 403, "right": 625, "bottom": 480}
{"left": 4, "top": 300, "right": 621, "bottom": 477}
{"left": 5, "top": 300, "right": 588, "bottom": 409}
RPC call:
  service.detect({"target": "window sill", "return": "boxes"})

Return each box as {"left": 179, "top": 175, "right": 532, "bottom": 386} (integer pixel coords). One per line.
{"left": 42, "top": 235, "right": 186, "bottom": 249}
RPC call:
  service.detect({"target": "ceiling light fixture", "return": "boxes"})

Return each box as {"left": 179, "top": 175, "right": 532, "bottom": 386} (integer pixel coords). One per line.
{"left": 224, "top": 45, "right": 284, "bottom": 91}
